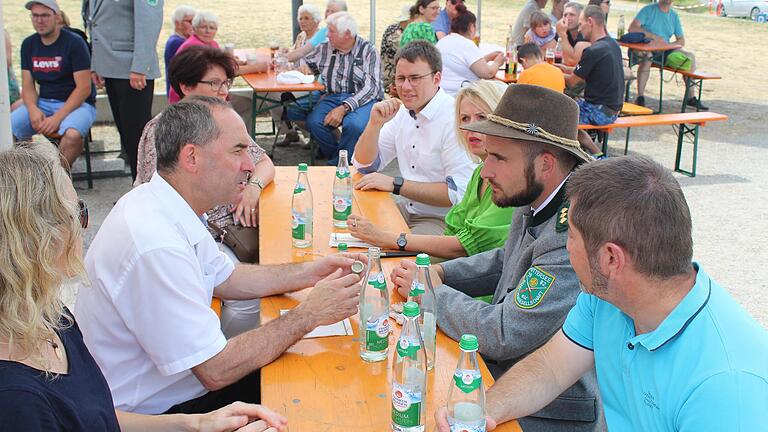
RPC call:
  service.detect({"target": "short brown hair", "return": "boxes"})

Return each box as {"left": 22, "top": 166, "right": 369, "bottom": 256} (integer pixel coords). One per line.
{"left": 395, "top": 40, "right": 442, "bottom": 73}
{"left": 582, "top": 4, "right": 606, "bottom": 27}
{"left": 567, "top": 156, "right": 693, "bottom": 278}
{"left": 168, "top": 45, "right": 238, "bottom": 98}
{"left": 517, "top": 42, "right": 543, "bottom": 60}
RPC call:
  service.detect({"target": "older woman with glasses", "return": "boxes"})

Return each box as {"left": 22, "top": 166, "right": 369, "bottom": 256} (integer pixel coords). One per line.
{"left": 0, "top": 143, "right": 287, "bottom": 431}
{"left": 400, "top": 0, "right": 441, "bottom": 47}
{"left": 169, "top": 11, "right": 268, "bottom": 103}
{"left": 293, "top": 4, "right": 323, "bottom": 50}
{"left": 347, "top": 80, "right": 514, "bottom": 263}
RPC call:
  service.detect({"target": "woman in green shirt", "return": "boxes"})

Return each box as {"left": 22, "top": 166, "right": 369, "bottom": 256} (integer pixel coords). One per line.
{"left": 348, "top": 80, "right": 514, "bottom": 259}
{"left": 400, "top": 0, "right": 440, "bottom": 47}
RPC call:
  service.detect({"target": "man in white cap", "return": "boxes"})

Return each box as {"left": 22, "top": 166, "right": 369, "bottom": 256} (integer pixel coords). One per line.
{"left": 12, "top": 0, "right": 96, "bottom": 169}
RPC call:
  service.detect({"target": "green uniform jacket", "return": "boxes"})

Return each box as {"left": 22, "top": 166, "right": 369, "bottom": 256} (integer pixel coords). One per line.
{"left": 444, "top": 164, "right": 515, "bottom": 256}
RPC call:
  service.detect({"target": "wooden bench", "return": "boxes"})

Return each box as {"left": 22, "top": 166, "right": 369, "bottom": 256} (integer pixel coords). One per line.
{"left": 579, "top": 112, "right": 728, "bottom": 177}
{"left": 649, "top": 65, "right": 721, "bottom": 113}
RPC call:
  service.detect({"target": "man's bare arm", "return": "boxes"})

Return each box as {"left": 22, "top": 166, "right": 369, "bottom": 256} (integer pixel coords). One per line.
{"left": 193, "top": 270, "right": 361, "bottom": 390}
{"left": 487, "top": 331, "right": 594, "bottom": 425}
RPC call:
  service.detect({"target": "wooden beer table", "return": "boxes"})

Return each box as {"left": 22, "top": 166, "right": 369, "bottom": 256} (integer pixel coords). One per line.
{"left": 620, "top": 40, "right": 682, "bottom": 113}
{"left": 236, "top": 48, "right": 325, "bottom": 160}
{"left": 258, "top": 166, "right": 522, "bottom": 432}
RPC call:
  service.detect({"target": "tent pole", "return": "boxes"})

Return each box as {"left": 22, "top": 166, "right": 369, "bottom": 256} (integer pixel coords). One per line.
{"left": 0, "top": 18, "right": 12, "bottom": 150}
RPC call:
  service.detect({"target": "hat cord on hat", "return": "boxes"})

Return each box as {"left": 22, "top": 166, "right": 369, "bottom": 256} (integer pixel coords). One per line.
{"left": 485, "top": 113, "right": 581, "bottom": 149}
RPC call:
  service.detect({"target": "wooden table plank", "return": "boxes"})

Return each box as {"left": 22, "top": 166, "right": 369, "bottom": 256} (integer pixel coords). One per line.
{"left": 258, "top": 166, "right": 522, "bottom": 432}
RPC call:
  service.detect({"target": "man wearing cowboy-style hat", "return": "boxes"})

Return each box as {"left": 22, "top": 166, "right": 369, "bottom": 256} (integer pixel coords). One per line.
{"left": 392, "top": 84, "right": 605, "bottom": 431}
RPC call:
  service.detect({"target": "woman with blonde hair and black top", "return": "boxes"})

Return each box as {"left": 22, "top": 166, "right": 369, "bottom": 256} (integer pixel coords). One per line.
{"left": 0, "top": 143, "right": 286, "bottom": 431}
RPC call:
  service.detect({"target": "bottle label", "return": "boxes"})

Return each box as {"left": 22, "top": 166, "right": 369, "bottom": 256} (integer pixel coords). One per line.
{"left": 409, "top": 281, "right": 425, "bottom": 296}
{"left": 392, "top": 382, "right": 422, "bottom": 427}
{"left": 336, "top": 167, "right": 350, "bottom": 179}
{"left": 396, "top": 336, "right": 421, "bottom": 360}
{"left": 365, "top": 315, "right": 390, "bottom": 351}
{"left": 367, "top": 273, "right": 387, "bottom": 290}
{"left": 450, "top": 422, "right": 485, "bottom": 432}
{"left": 453, "top": 369, "right": 482, "bottom": 394}
{"left": 332, "top": 196, "right": 352, "bottom": 220}
{"left": 293, "top": 183, "right": 306, "bottom": 194}
{"left": 291, "top": 211, "right": 305, "bottom": 240}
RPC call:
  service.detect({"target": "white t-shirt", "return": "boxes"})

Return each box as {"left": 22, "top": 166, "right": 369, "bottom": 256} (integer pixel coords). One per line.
{"left": 76, "top": 172, "right": 233, "bottom": 414}
{"left": 436, "top": 33, "right": 485, "bottom": 96}
{"left": 352, "top": 89, "right": 476, "bottom": 218}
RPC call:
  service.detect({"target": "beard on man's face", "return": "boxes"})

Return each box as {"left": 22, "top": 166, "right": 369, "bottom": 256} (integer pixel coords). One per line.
{"left": 491, "top": 159, "right": 544, "bottom": 208}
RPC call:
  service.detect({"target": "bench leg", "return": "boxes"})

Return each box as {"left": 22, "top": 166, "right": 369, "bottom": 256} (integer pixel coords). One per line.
{"left": 657, "top": 58, "right": 665, "bottom": 114}
{"left": 84, "top": 131, "right": 93, "bottom": 189}
{"left": 624, "top": 128, "right": 632, "bottom": 155}
{"left": 674, "top": 123, "right": 699, "bottom": 177}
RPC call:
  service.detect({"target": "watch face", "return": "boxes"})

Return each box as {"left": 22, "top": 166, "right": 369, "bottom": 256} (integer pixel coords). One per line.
{"left": 397, "top": 235, "right": 407, "bottom": 247}
{"left": 393, "top": 177, "right": 404, "bottom": 187}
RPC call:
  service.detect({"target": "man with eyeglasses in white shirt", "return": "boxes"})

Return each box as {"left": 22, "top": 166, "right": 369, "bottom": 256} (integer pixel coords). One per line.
{"left": 352, "top": 40, "right": 475, "bottom": 242}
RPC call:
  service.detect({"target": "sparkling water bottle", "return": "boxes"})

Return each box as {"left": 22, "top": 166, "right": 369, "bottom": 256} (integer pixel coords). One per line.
{"left": 291, "top": 163, "right": 313, "bottom": 248}
{"left": 392, "top": 302, "right": 427, "bottom": 432}
{"left": 617, "top": 15, "right": 626, "bottom": 39}
{"left": 407, "top": 253, "right": 436, "bottom": 371}
{"left": 447, "top": 334, "right": 486, "bottom": 432}
{"left": 332, "top": 150, "right": 353, "bottom": 228}
{"left": 359, "top": 247, "right": 390, "bottom": 362}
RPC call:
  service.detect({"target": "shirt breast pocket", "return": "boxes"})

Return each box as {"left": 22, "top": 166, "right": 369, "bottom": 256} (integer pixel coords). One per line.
{"left": 200, "top": 263, "right": 218, "bottom": 298}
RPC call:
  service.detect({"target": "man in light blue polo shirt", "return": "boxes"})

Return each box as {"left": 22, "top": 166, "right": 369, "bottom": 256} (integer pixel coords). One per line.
{"left": 628, "top": 0, "right": 705, "bottom": 109}
{"left": 435, "top": 155, "right": 768, "bottom": 432}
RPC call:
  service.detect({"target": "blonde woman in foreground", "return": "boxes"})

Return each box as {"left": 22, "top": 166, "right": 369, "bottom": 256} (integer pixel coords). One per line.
{"left": 0, "top": 143, "right": 286, "bottom": 432}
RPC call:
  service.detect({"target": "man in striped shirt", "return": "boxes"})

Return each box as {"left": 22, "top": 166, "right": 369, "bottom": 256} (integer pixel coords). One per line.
{"left": 287, "top": 11, "right": 383, "bottom": 165}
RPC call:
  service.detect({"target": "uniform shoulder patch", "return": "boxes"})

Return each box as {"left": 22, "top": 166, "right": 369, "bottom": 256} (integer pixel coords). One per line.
{"left": 555, "top": 201, "right": 570, "bottom": 233}
{"left": 514, "top": 266, "right": 556, "bottom": 309}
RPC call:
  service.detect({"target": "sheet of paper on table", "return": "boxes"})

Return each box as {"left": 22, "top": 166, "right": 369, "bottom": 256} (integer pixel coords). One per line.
{"left": 329, "top": 233, "right": 375, "bottom": 249}
{"left": 280, "top": 309, "right": 353, "bottom": 338}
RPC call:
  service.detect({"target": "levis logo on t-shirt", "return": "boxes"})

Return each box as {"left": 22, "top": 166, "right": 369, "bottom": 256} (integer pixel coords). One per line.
{"left": 32, "top": 56, "right": 62, "bottom": 72}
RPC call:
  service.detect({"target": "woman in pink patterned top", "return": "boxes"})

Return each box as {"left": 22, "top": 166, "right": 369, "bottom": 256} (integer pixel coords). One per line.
{"left": 168, "top": 11, "right": 268, "bottom": 103}
{"left": 135, "top": 46, "right": 275, "bottom": 230}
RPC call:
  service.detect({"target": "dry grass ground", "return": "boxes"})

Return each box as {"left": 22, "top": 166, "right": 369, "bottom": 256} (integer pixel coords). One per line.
{"left": 4, "top": 1, "right": 767, "bottom": 327}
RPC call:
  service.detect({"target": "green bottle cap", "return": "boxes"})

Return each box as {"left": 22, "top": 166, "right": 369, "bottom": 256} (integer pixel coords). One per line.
{"left": 459, "top": 334, "right": 479, "bottom": 351}
{"left": 337, "top": 243, "right": 348, "bottom": 252}
{"left": 403, "top": 301, "right": 420, "bottom": 317}
{"left": 298, "top": 163, "right": 308, "bottom": 172}
{"left": 415, "top": 253, "right": 430, "bottom": 266}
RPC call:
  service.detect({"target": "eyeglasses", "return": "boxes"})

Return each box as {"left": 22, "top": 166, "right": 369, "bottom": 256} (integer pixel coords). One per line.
{"left": 78, "top": 199, "right": 89, "bottom": 229}
{"left": 394, "top": 72, "right": 435, "bottom": 86}
{"left": 182, "top": 18, "right": 193, "bottom": 24}
{"left": 198, "top": 78, "right": 234, "bottom": 92}
{"left": 196, "top": 24, "right": 218, "bottom": 31}
{"left": 30, "top": 12, "right": 55, "bottom": 20}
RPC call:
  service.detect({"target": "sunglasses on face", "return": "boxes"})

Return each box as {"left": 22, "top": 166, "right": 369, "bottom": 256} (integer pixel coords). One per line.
{"left": 78, "top": 199, "right": 89, "bottom": 229}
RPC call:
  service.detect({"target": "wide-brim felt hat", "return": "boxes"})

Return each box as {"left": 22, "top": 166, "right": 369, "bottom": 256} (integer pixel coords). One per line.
{"left": 461, "top": 84, "right": 594, "bottom": 163}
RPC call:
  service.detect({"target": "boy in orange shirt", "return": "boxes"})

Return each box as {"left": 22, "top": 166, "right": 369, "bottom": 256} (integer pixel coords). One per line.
{"left": 516, "top": 42, "right": 565, "bottom": 93}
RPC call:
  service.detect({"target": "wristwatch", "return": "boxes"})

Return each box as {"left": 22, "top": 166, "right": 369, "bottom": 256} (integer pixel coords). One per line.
{"left": 247, "top": 176, "right": 264, "bottom": 190}
{"left": 397, "top": 233, "right": 408, "bottom": 251}
{"left": 392, "top": 176, "right": 404, "bottom": 195}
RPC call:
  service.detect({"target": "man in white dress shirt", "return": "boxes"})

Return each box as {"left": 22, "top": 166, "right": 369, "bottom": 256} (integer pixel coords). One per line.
{"left": 76, "top": 96, "right": 363, "bottom": 415}
{"left": 352, "top": 40, "right": 476, "bottom": 243}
